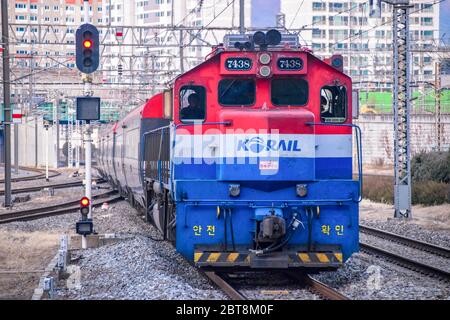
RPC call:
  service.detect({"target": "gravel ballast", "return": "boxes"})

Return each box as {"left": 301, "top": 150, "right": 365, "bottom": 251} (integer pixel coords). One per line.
{"left": 3, "top": 179, "right": 449, "bottom": 300}
{"left": 312, "top": 252, "right": 450, "bottom": 300}
{"left": 361, "top": 218, "right": 450, "bottom": 249}
{"left": 57, "top": 201, "right": 227, "bottom": 300}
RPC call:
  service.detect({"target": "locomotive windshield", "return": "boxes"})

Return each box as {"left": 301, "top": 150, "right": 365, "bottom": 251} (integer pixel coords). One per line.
{"left": 218, "top": 79, "right": 256, "bottom": 106}
{"left": 320, "top": 85, "right": 347, "bottom": 123}
{"left": 271, "top": 78, "right": 308, "bottom": 106}
{"left": 179, "top": 85, "right": 206, "bottom": 121}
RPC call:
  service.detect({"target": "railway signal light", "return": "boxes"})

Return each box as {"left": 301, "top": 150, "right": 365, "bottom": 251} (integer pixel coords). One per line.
{"left": 76, "top": 24, "right": 99, "bottom": 74}
{"left": 80, "top": 196, "right": 90, "bottom": 219}
{"left": 77, "top": 196, "right": 93, "bottom": 236}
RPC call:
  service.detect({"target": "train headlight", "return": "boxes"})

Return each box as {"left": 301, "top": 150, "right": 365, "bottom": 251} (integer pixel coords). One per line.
{"left": 259, "top": 65, "right": 271, "bottom": 77}
{"left": 259, "top": 53, "right": 271, "bottom": 65}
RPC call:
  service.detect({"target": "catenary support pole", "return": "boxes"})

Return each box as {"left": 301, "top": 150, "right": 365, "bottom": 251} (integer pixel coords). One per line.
{"left": 239, "top": 0, "right": 245, "bottom": 34}
{"left": 34, "top": 116, "right": 38, "bottom": 167}
{"left": 392, "top": 0, "right": 412, "bottom": 218}
{"left": 56, "top": 99, "right": 60, "bottom": 168}
{"left": 179, "top": 29, "right": 184, "bottom": 73}
{"left": 45, "top": 125, "right": 49, "bottom": 182}
{"left": 2, "top": 0, "right": 12, "bottom": 207}
{"left": 14, "top": 123, "right": 18, "bottom": 174}
{"left": 435, "top": 61, "right": 441, "bottom": 152}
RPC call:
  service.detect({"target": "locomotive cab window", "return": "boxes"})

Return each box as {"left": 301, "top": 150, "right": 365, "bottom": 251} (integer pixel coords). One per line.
{"left": 219, "top": 79, "right": 256, "bottom": 106}
{"left": 179, "top": 85, "right": 206, "bottom": 122}
{"left": 271, "top": 78, "right": 308, "bottom": 106}
{"left": 320, "top": 85, "right": 347, "bottom": 123}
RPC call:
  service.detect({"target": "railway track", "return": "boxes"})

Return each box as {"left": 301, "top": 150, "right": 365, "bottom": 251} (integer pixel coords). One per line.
{"left": 0, "top": 191, "right": 121, "bottom": 224}
{"left": 0, "top": 166, "right": 60, "bottom": 183}
{"left": 360, "top": 242, "right": 450, "bottom": 282}
{"left": 203, "top": 271, "right": 349, "bottom": 300}
{"left": 0, "top": 179, "right": 105, "bottom": 196}
{"left": 360, "top": 224, "right": 450, "bottom": 258}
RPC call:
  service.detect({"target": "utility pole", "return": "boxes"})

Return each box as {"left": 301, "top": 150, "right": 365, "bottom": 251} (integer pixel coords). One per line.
{"left": 55, "top": 96, "right": 60, "bottom": 168}
{"left": 2, "top": 0, "right": 12, "bottom": 207}
{"left": 30, "top": 44, "right": 38, "bottom": 168}
{"left": 391, "top": 0, "right": 412, "bottom": 218}
{"left": 67, "top": 104, "right": 73, "bottom": 168}
{"left": 13, "top": 103, "right": 18, "bottom": 174}
{"left": 372, "top": 0, "right": 412, "bottom": 218}
{"left": 435, "top": 61, "right": 441, "bottom": 152}
{"left": 179, "top": 29, "right": 184, "bottom": 73}
{"left": 12, "top": 91, "right": 18, "bottom": 174}
{"left": 239, "top": 0, "right": 245, "bottom": 34}
{"left": 75, "top": 120, "right": 80, "bottom": 169}
{"left": 34, "top": 115, "right": 38, "bottom": 167}
{"left": 44, "top": 120, "right": 49, "bottom": 182}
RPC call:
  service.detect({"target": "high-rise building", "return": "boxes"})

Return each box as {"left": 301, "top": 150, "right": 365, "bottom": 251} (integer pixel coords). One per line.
{"left": 2, "top": 0, "right": 104, "bottom": 103}
{"left": 280, "top": 0, "right": 440, "bottom": 89}
{"left": 102, "top": 0, "right": 442, "bottom": 92}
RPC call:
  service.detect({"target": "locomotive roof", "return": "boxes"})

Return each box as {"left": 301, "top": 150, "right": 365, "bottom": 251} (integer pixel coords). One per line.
{"left": 172, "top": 46, "right": 348, "bottom": 84}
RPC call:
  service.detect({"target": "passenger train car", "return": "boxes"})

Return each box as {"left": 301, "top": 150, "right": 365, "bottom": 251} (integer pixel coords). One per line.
{"left": 98, "top": 30, "right": 362, "bottom": 270}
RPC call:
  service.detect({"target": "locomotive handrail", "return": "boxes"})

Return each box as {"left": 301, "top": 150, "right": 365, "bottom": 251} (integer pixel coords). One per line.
{"left": 142, "top": 126, "right": 172, "bottom": 188}
{"left": 170, "top": 121, "right": 234, "bottom": 200}
{"left": 142, "top": 122, "right": 232, "bottom": 200}
{"left": 181, "top": 199, "right": 355, "bottom": 206}
{"left": 305, "top": 122, "right": 363, "bottom": 203}
{"left": 174, "top": 121, "right": 233, "bottom": 129}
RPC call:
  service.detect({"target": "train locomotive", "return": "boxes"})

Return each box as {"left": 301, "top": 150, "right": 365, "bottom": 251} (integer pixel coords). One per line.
{"left": 98, "top": 30, "right": 362, "bottom": 270}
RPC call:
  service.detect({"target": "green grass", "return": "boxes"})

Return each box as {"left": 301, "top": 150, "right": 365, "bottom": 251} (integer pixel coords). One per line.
{"left": 360, "top": 90, "right": 450, "bottom": 113}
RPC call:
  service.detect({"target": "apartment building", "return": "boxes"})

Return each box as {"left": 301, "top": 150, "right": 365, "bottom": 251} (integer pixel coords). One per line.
{"left": 7, "top": 0, "right": 103, "bottom": 68}
{"left": 103, "top": 0, "right": 442, "bottom": 91}
{"left": 2, "top": 0, "right": 104, "bottom": 102}
{"left": 4, "top": 0, "right": 441, "bottom": 100}
{"left": 281, "top": 0, "right": 440, "bottom": 89}
{"left": 101, "top": 0, "right": 250, "bottom": 91}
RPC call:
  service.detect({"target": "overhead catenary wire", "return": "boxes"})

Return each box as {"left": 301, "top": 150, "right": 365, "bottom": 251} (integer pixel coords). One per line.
{"left": 329, "top": 0, "right": 447, "bottom": 50}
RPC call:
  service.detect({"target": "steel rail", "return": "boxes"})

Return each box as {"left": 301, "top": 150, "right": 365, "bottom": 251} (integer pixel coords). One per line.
{"left": 204, "top": 270, "right": 350, "bottom": 301}
{"left": 360, "top": 242, "right": 450, "bottom": 281}
{"left": 203, "top": 271, "right": 246, "bottom": 300}
{"left": 0, "top": 191, "right": 121, "bottom": 224}
{"left": 285, "top": 272, "right": 350, "bottom": 300}
{"left": 0, "top": 166, "right": 60, "bottom": 183}
{"left": 304, "top": 275, "right": 350, "bottom": 300}
{"left": 0, "top": 179, "right": 105, "bottom": 196}
{"left": 360, "top": 224, "right": 450, "bottom": 258}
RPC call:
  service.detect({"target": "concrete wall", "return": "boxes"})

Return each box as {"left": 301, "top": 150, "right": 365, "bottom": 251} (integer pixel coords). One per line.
{"left": 7, "top": 115, "right": 450, "bottom": 169}
{"left": 10, "top": 117, "right": 57, "bottom": 168}
{"left": 9, "top": 117, "right": 84, "bottom": 169}
{"left": 355, "top": 114, "right": 450, "bottom": 166}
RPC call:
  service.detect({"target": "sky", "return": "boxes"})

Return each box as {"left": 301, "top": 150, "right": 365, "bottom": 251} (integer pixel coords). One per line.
{"left": 251, "top": 0, "right": 280, "bottom": 28}
{"left": 441, "top": 1, "right": 450, "bottom": 43}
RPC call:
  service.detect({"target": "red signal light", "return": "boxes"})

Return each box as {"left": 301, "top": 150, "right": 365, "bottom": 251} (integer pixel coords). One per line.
{"left": 83, "top": 40, "right": 93, "bottom": 49}
{"left": 80, "top": 197, "right": 90, "bottom": 207}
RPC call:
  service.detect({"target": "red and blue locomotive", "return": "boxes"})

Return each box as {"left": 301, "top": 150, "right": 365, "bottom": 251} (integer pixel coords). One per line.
{"left": 98, "top": 30, "right": 362, "bottom": 270}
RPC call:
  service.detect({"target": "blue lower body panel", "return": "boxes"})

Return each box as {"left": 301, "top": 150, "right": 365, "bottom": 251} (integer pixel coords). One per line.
{"left": 174, "top": 180, "right": 359, "bottom": 269}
